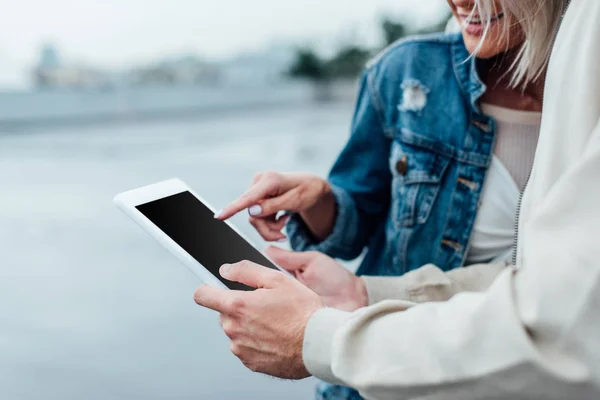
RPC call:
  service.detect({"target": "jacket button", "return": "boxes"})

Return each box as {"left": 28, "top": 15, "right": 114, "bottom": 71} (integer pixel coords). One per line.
{"left": 396, "top": 155, "right": 408, "bottom": 176}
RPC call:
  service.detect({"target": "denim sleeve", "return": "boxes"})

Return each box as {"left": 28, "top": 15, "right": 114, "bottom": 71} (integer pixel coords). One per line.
{"left": 287, "top": 70, "right": 392, "bottom": 260}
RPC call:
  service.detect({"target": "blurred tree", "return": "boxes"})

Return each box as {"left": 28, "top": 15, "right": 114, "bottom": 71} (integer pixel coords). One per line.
{"left": 288, "top": 48, "right": 329, "bottom": 82}
{"left": 326, "top": 45, "right": 372, "bottom": 79}
{"left": 381, "top": 18, "right": 409, "bottom": 46}
{"left": 288, "top": 48, "right": 333, "bottom": 101}
{"left": 286, "top": 10, "right": 454, "bottom": 94}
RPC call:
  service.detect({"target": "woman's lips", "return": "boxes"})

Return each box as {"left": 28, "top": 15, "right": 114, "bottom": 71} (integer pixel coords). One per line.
{"left": 460, "top": 12, "right": 505, "bottom": 36}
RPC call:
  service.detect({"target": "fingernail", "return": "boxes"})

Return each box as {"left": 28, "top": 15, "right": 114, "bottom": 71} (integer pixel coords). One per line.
{"left": 214, "top": 209, "right": 223, "bottom": 219}
{"left": 248, "top": 205, "right": 262, "bottom": 216}
{"left": 220, "top": 264, "right": 232, "bottom": 276}
{"left": 277, "top": 238, "right": 288, "bottom": 243}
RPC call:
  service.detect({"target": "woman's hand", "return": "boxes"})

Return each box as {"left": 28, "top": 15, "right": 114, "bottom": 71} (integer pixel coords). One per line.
{"left": 266, "top": 246, "right": 368, "bottom": 312}
{"left": 215, "top": 172, "right": 336, "bottom": 242}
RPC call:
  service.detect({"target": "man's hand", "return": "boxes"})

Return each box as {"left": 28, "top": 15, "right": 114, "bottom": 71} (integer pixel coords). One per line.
{"left": 266, "top": 246, "right": 368, "bottom": 312}
{"left": 194, "top": 261, "right": 325, "bottom": 380}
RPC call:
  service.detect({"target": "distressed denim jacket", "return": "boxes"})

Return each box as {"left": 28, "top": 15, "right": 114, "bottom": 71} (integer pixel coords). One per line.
{"left": 288, "top": 32, "right": 496, "bottom": 278}
{"left": 287, "top": 32, "right": 497, "bottom": 400}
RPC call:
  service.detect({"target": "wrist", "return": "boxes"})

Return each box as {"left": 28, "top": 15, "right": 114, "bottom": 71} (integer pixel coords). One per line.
{"left": 349, "top": 277, "right": 369, "bottom": 311}
{"left": 299, "top": 179, "right": 336, "bottom": 241}
{"left": 310, "top": 177, "right": 333, "bottom": 208}
{"left": 319, "top": 178, "right": 333, "bottom": 197}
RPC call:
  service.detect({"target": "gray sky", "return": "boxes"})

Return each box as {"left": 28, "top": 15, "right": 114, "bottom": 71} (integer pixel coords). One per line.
{"left": 0, "top": 0, "right": 447, "bottom": 87}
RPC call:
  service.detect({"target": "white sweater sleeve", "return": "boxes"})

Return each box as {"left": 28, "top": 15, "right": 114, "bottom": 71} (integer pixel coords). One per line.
{"left": 362, "top": 262, "right": 508, "bottom": 304}
{"left": 302, "top": 2, "right": 600, "bottom": 398}
{"left": 303, "top": 128, "right": 600, "bottom": 398}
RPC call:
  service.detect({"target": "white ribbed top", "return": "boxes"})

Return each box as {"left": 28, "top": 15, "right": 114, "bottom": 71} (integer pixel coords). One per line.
{"left": 481, "top": 103, "right": 542, "bottom": 191}
{"left": 466, "top": 104, "right": 541, "bottom": 265}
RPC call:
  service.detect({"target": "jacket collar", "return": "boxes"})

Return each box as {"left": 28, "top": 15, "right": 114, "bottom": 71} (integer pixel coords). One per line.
{"left": 450, "top": 33, "right": 487, "bottom": 113}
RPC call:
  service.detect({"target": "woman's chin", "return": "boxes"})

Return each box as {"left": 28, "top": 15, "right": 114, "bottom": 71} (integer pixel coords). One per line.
{"left": 463, "top": 36, "right": 502, "bottom": 59}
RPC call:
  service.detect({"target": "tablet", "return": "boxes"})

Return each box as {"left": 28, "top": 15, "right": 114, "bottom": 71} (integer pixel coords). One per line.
{"left": 114, "top": 178, "right": 286, "bottom": 291}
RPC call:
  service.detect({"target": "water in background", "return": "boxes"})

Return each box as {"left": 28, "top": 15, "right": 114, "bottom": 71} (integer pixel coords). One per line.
{"left": 0, "top": 86, "right": 356, "bottom": 399}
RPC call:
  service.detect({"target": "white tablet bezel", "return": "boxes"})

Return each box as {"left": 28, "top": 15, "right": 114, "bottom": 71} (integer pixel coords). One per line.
{"left": 114, "top": 178, "right": 288, "bottom": 290}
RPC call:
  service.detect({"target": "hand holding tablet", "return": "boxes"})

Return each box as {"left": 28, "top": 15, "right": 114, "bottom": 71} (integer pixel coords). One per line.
{"left": 114, "top": 178, "right": 289, "bottom": 291}
{"left": 115, "top": 178, "right": 325, "bottom": 380}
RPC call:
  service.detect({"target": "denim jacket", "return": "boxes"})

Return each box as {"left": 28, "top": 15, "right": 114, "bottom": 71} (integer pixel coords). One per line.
{"left": 288, "top": 32, "right": 496, "bottom": 280}
{"left": 287, "top": 32, "right": 497, "bottom": 400}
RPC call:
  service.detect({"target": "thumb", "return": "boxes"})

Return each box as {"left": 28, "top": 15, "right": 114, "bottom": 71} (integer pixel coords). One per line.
{"left": 265, "top": 246, "right": 317, "bottom": 273}
{"left": 220, "top": 260, "right": 288, "bottom": 289}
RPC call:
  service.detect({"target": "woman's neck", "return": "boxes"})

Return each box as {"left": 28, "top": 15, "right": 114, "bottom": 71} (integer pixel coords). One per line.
{"left": 478, "top": 55, "right": 545, "bottom": 113}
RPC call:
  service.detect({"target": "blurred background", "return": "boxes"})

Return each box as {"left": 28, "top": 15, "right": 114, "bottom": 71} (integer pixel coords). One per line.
{"left": 0, "top": 1, "right": 450, "bottom": 398}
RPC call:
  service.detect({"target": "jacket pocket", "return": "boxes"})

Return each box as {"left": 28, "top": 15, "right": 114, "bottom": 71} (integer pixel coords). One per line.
{"left": 389, "top": 139, "right": 450, "bottom": 227}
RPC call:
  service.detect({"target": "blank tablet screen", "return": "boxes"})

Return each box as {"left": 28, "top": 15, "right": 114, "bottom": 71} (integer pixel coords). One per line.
{"left": 136, "top": 191, "right": 278, "bottom": 291}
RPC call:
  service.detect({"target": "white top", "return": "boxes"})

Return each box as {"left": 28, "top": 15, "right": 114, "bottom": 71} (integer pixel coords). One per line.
{"left": 304, "top": 1, "right": 600, "bottom": 398}
{"left": 482, "top": 103, "right": 542, "bottom": 190}
{"left": 465, "top": 104, "right": 541, "bottom": 265}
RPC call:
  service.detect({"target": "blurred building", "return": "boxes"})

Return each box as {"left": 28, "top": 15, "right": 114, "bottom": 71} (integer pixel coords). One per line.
{"left": 39, "top": 44, "right": 61, "bottom": 69}
{"left": 30, "top": 43, "right": 295, "bottom": 90}
{"left": 128, "top": 55, "right": 220, "bottom": 86}
{"left": 33, "top": 43, "right": 111, "bottom": 90}
{"left": 218, "top": 45, "right": 295, "bottom": 87}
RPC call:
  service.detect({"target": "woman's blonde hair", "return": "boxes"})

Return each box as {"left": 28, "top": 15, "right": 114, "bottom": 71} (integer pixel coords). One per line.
{"left": 472, "top": 0, "right": 569, "bottom": 88}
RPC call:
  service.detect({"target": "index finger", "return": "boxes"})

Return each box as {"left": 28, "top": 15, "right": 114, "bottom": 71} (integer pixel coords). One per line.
{"left": 194, "top": 284, "right": 237, "bottom": 313}
{"left": 215, "top": 180, "right": 273, "bottom": 220}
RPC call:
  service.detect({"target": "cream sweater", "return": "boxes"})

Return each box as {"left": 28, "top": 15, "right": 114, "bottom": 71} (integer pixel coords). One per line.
{"left": 302, "top": 1, "right": 600, "bottom": 399}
